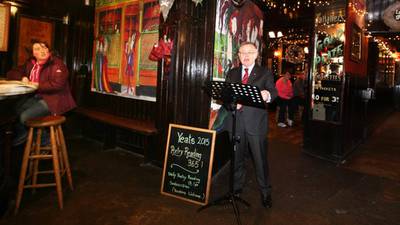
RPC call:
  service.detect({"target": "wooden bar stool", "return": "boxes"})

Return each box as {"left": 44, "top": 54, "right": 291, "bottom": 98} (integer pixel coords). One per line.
{"left": 14, "top": 115, "right": 73, "bottom": 214}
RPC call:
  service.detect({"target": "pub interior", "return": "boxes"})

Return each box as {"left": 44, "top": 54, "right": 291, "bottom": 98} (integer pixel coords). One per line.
{"left": 0, "top": 0, "right": 399, "bottom": 224}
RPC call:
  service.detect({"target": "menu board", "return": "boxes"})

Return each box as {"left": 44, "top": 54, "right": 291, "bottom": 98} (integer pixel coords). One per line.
{"left": 313, "top": 76, "right": 343, "bottom": 121}
{"left": 161, "top": 124, "right": 216, "bottom": 205}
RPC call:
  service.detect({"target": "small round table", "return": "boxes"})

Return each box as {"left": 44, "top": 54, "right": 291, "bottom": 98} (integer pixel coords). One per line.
{"left": 0, "top": 80, "right": 37, "bottom": 215}
{"left": 0, "top": 80, "right": 37, "bottom": 99}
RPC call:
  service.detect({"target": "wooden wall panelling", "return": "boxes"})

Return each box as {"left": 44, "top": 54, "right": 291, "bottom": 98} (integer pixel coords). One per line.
{"left": 158, "top": 0, "right": 216, "bottom": 127}
{"left": 156, "top": 0, "right": 216, "bottom": 162}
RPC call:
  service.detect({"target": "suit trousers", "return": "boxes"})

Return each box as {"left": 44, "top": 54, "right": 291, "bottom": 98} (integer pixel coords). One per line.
{"left": 232, "top": 129, "right": 271, "bottom": 197}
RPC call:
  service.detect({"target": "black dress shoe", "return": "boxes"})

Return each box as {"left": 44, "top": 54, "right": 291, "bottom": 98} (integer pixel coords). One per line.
{"left": 233, "top": 189, "right": 243, "bottom": 197}
{"left": 261, "top": 194, "right": 272, "bottom": 208}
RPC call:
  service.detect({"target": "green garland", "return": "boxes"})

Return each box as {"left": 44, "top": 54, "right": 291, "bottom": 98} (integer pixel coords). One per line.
{"left": 285, "top": 45, "right": 305, "bottom": 64}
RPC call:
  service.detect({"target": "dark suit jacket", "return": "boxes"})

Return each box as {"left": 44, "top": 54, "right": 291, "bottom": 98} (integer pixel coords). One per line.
{"left": 224, "top": 64, "right": 277, "bottom": 136}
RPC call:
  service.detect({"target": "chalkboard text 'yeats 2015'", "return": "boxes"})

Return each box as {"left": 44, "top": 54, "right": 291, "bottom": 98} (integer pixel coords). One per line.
{"left": 161, "top": 124, "right": 216, "bottom": 205}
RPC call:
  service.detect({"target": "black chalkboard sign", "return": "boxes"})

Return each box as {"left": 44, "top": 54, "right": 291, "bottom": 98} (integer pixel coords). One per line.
{"left": 161, "top": 124, "right": 216, "bottom": 205}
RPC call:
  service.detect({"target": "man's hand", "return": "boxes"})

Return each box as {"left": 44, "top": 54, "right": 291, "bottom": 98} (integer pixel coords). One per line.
{"left": 261, "top": 90, "right": 271, "bottom": 103}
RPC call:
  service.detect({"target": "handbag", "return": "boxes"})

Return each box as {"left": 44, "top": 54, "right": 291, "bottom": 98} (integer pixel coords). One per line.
{"left": 148, "top": 37, "right": 174, "bottom": 61}
{"left": 149, "top": 44, "right": 164, "bottom": 61}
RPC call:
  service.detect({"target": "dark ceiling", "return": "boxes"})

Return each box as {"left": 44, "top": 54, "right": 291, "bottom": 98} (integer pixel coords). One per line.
{"left": 3, "top": 0, "right": 400, "bottom": 51}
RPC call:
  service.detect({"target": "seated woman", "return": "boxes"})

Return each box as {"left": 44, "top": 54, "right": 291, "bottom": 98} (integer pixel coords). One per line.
{"left": 7, "top": 40, "right": 76, "bottom": 145}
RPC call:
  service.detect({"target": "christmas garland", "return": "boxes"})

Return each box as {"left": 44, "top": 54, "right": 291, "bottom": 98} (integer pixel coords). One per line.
{"left": 285, "top": 45, "right": 305, "bottom": 64}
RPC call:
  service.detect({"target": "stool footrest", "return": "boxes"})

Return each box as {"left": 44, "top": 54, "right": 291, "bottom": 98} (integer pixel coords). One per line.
{"left": 29, "top": 155, "right": 53, "bottom": 159}
{"left": 36, "top": 170, "right": 56, "bottom": 175}
{"left": 24, "top": 183, "right": 56, "bottom": 188}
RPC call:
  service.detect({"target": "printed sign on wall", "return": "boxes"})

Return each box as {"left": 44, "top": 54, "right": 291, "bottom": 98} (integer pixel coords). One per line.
{"left": 311, "top": 22, "right": 345, "bottom": 122}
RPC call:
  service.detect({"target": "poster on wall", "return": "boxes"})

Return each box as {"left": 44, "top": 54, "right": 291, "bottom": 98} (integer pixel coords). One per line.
{"left": 213, "top": 0, "right": 264, "bottom": 80}
{"left": 210, "top": 0, "right": 265, "bottom": 129}
{"left": 311, "top": 23, "right": 345, "bottom": 122}
{"left": 93, "top": 0, "right": 159, "bottom": 101}
{"left": 17, "top": 16, "right": 53, "bottom": 66}
{"left": 0, "top": 3, "right": 10, "bottom": 52}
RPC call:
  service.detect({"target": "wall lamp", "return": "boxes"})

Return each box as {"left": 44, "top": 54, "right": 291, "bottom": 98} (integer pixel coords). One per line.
{"left": 268, "top": 31, "right": 283, "bottom": 38}
{"left": 3, "top": 1, "right": 21, "bottom": 16}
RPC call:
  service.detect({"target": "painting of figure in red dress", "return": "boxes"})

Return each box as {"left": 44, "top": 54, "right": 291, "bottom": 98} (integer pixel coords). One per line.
{"left": 93, "top": 7, "right": 121, "bottom": 93}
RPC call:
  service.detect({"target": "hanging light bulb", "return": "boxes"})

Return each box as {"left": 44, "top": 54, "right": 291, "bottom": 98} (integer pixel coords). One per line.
{"left": 304, "top": 47, "right": 309, "bottom": 54}
{"left": 269, "top": 31, "right": 276, "bottom": 38}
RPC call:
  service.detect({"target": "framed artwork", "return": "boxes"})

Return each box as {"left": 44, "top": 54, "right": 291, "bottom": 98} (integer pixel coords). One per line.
{"left": 350, "top": 24, "right": 362, "bottom": 62}
{"left": 93, "top": 0, "right": 160, "bottom": 101}
{"left": 0, "top": 3, "right": 10, "bottom": 52}
{"left": 213, "top": 0, "right": 264, "bottom": 79}
{"left": 16, "top": 15, "right": 54, "bottom": 66}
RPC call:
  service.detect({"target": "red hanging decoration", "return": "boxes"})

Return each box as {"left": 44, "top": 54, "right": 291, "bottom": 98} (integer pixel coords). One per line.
{"left": 148, "top": 35, "right": 173, "bottom": 61}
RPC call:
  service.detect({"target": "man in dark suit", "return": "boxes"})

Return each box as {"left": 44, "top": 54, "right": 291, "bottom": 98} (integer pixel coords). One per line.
{"left": 224, "top": 42, "right": 277, "bottom": 208}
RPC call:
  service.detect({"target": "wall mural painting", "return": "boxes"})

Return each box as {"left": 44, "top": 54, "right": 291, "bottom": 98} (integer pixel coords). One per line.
{"left": 142, "top": 1, "right": 160, "bottom": 32}
{"left": 123, "top": 4, "right": 139, "bottom": 95}
{"left": 210, "top": 0, "right": 264, "bottom": 129}
{"left": 213, "top": 0, "right": 264, "bottom": 80}
{"left": 93, "top": 0, "right": 159, "bottom": 101}
{"left": 137, "top": 1, "right": 159, "bottom": 98}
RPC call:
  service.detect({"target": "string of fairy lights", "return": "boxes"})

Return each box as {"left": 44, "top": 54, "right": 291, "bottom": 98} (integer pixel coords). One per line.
{"left": 264, "top": 0, "right": 400, "bottom": 74}
{"left": 349, "top": 1, "right": 397, "bottom": 59}
{"left": 262, "top": 0, "right": 369, "bottom": 18}
{"left": 348, "top": 1, "right": 367, "bottom": 17}
{"left": 263, "top": 0, "right": 334, "bottom": 13}
{"left": 268, "top": 29, "right": 310, "bottom": 45}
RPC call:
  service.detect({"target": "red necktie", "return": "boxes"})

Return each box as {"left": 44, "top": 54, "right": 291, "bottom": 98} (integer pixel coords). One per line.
{"left": 242, "top": 68, "right": 249, "bottom": 84}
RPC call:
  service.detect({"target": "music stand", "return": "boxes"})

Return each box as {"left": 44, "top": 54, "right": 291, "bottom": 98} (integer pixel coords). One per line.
{"left": 199, "top": 80, "right": 265, "bottom": 225}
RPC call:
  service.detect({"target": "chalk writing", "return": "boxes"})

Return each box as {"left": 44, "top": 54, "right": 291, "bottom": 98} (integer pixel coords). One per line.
{"left": 161, "top": 124, "right": 216, "bottom": 205}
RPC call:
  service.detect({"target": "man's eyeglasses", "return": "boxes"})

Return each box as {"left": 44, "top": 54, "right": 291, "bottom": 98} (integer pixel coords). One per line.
{"left": 239, "top": 51, "right": 257, "bottom": 55}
